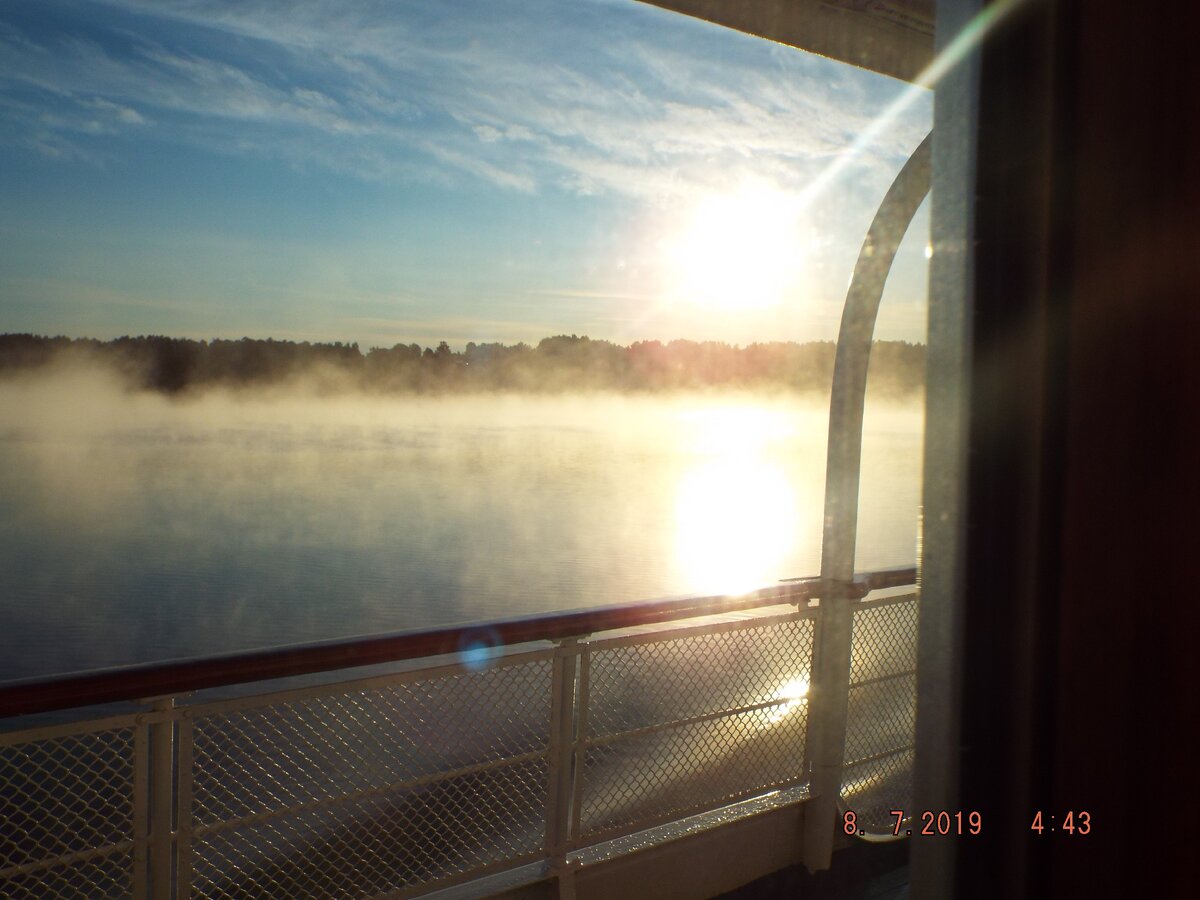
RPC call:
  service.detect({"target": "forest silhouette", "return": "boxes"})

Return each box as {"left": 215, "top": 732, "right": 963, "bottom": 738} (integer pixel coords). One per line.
{"left": 0, "top": 333, "right": 925, "bottom": 396}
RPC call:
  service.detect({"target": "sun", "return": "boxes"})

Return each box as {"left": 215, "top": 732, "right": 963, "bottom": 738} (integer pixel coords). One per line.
{"left": 662, "top": 182, "right": 806, "bottom": 312}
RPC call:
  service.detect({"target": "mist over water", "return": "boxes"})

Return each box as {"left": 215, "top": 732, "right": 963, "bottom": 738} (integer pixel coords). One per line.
{"left": 0, "top": 369, "right": 922, "bottom": 682}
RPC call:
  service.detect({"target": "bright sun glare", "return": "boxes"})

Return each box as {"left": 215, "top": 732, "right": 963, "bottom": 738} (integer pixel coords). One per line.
{"left": 663, "top": 183, "right": 806, "bottom": 311}
{"left": 673, "top": 405, "right": 803, "bottom": 595}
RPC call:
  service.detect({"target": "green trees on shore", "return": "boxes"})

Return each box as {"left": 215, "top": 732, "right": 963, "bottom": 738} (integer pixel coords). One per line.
{"left": 0, "top": 332, "right": 925, "bottom": 396}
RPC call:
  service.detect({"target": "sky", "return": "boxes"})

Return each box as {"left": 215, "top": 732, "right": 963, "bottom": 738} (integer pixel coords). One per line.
{"left": 0, "top": 0, "right": 933, "bottom": 350}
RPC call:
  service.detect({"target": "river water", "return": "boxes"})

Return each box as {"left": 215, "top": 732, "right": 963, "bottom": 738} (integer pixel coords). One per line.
{"left": 0, "top": 374, "right": 922, "bottom": 682}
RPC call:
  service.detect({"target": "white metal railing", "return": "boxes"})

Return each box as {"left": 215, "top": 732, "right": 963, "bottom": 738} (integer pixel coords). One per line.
{"left": 0, "top": 570, "right": 917, "bottom": 899}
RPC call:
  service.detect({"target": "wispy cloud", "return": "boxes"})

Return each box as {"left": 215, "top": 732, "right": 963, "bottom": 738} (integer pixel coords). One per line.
{"left": 0, "top": 0, "right": 929, "bottom": 198}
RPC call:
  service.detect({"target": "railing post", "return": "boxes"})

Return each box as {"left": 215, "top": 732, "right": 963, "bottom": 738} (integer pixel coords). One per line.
{"left": 148, "top": 696, "right": 175, "bottom": 899}
{"left": 132, "top": 719, "right": 151, "bottom": 900}
{"left": 802, "top": 585, "right": 858, "bottom": 870}
{"left": 545, "top": 637, "right": 580, "bottom": 899}
{"left": 175, "top": 716, "right": 194, "bottom": 899}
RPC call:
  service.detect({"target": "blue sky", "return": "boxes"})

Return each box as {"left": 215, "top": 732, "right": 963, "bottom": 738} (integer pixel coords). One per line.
{"left": 0, "top": 0, "right": 932, "bottom": 349}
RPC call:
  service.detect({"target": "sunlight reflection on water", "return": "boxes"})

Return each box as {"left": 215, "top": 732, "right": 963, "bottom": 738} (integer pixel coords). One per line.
{"left": 674, "top": 457, "right": 799, "bottom": 596}
{"left": 672, "top": 404, "right": 810, "bottom": 595}
{"left": 763, "top": 676, "right": 811, "bottom": 727}
{"left": 0, "top": 381, "right": 921, "bottom": 679}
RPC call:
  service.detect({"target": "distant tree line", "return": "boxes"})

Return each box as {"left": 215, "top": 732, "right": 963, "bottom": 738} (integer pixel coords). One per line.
{"left": 0, "top": 333, "right": 925, "bottom": 396}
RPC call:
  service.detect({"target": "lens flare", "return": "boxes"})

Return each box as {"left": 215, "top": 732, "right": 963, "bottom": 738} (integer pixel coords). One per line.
{"left": 457, "top": 627, "right": 503, "bottom": 671}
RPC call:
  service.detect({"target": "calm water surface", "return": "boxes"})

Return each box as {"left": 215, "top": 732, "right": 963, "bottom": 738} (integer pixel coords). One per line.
{"left": 0, "top": 376, "right": 922, "bottom": 681}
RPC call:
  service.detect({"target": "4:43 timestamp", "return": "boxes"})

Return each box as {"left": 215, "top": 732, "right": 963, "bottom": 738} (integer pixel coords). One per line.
{"left": 1031, "top": 811, "right": 1091, "bottom": 834}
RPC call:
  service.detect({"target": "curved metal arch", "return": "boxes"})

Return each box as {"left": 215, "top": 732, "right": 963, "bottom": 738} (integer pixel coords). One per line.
{"left": 804, "top": 131, "right": 932, "bottom": 866}
{"left": 823, "top": 131, "right": 933, "bottom": 584}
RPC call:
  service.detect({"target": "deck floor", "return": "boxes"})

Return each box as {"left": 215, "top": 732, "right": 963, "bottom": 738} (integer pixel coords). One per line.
{"left": 718, "top": 840, "right": 908, "bottom": 900}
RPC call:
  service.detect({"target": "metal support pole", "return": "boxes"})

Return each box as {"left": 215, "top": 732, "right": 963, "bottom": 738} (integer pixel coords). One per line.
{"left": 132, "top": 721, "right": 150, "bottom": 900}
{"left": 569, "top": 646, "right": 591, "bottom": 846}
{"left": 545, "top": 637, "right": 581, "bottom": 897}
{"left": 148, "top": 697, "right": 176, "bottom": 899}
{"left": 803, "top": 133, "right": 932, "bottom": 872}
{"left": 175, "top": 716, "right": 194, "bottom": 899}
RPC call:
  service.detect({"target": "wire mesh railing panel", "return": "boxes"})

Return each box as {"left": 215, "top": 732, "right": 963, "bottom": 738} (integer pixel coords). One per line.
{"left": 577, "top": 702, "right": 810, "bottom": 841}
{"left": 191, "top": 755, "right": 548, "bottom": 899}
{"left": 577, "top": 615, "right": 814, "bottom": 842}
{"left": 848, "top": 596, "right": 919, "bottom": 684}
{"left": 586, "top": 616, "right": 815, "bottom": 738}
{"left": 0, "top": 851, "right": 133, "bottom": 900}
{"left": 841, "top": 595, "right": 918, "bottom": 834}
{"left": 190, "top": 658, "right": 553, "bottom": 827}
{"left": 0, "top": 726, "right": 136, "bottom": 883}
{"left": 844, "top": 674, "right": 916, "bottom": 766}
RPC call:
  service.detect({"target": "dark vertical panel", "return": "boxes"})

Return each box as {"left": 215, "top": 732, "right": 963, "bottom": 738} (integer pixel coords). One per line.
{"left": 950, "top": 0, "right": 1066, "bottom": 896}
{"left": 1051, "top": 2, "right": 1200, "bottom": 896}
{"left": 944, "top": 0, "right": 1200, "bottom": 897}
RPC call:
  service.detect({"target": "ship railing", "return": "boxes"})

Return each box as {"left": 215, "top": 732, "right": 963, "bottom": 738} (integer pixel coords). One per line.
{"left": 0, "top": 566, "right": 917, "bottom": 899}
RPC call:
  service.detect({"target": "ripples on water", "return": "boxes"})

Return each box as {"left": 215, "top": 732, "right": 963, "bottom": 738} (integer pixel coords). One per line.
{"left": 0, "top": 372, "right": 922, "bottom": 680}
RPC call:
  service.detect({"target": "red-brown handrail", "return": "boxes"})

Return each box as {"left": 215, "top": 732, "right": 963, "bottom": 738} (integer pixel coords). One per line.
{"left": 0, "top": 567, "right": 916, "bottom": 719}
